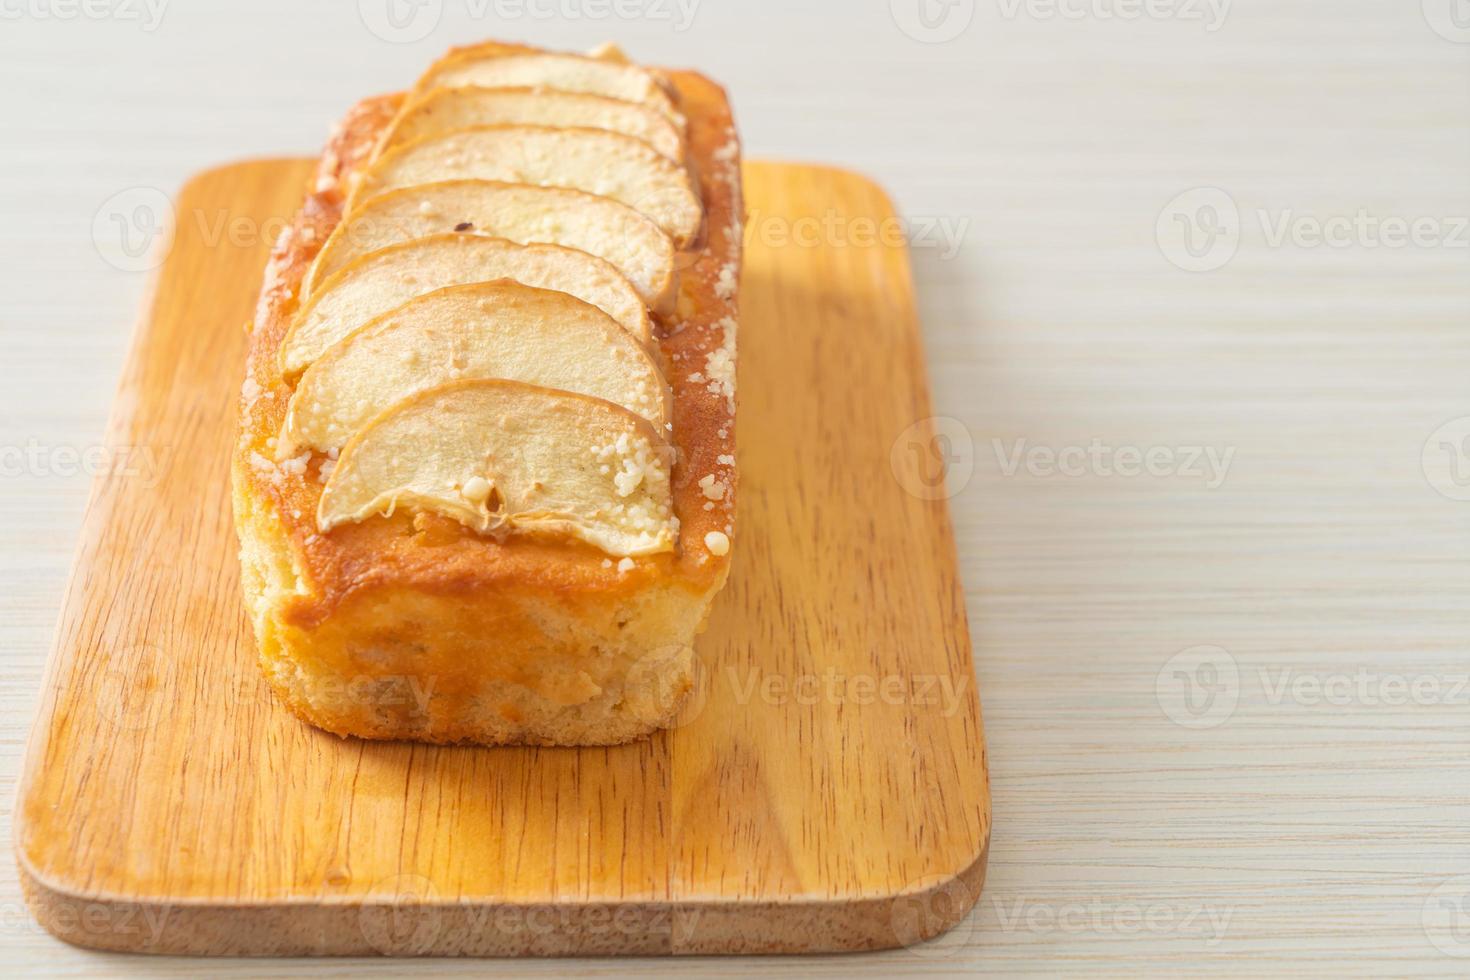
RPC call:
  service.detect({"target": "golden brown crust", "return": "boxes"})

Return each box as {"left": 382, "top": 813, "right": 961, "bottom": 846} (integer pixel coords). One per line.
{"left": 236, "top": 71, "right": 740, "bottom": 659}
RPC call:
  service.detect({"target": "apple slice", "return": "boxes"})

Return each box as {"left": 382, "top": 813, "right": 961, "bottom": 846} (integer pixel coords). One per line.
{"left": 303, "top": 181, "right": 676, "bottom": 314}
{"left": 412, "top": 51, "right": 682, "bottom": 127}
{"left": 280, "top": 234, "right": 650, "bottom": 376}
{"left": 318, "top": 378, "right": 677, "bottom": 557}
{"left": 378, "top": 87, "right": 684, "bottom": 163}
{"left": 351, "top": 126, "right": 702, "bottom": 248}
{"left": 282, "top": 281, "right": 670, "bottom": 455}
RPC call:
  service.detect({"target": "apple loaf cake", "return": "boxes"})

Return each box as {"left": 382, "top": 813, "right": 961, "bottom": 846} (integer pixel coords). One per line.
{"left": 231, "top": 40, "right": 741, "bottom": 745}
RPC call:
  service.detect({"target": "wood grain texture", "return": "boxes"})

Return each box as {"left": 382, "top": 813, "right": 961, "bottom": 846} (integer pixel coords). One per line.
{"left": 12, "top": 159, "right": 989, "bottom": 957}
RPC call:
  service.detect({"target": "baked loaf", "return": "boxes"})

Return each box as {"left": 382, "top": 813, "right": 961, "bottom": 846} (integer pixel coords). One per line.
{"left": 232, "top": 40, "right": 741, "bottom": 745}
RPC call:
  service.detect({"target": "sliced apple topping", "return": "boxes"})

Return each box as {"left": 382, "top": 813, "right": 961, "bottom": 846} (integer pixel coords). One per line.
{"left": 303, "top": 180, "right": 676, "bottom": 314}
{"left": 280, "top": 234, "right": 650, "bottom": 376}
{"left": 282, "top": 281, "right": 669, "bottom": 454}
{"left": 379, "top": 87, "right": 684, "bottom": 163}
{"left": 352, "top": 126, "right": 702, "bottom": 248}
{"left": 318, "top": 379, "right": 677, "bottom": 557}
{"left": 412, "top": 51, "right": 682, "bottom": 127}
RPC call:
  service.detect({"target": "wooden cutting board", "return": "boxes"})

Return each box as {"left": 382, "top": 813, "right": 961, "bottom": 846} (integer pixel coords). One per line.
{"left": 14, "top": 160, "right": 989, "bottom": 957}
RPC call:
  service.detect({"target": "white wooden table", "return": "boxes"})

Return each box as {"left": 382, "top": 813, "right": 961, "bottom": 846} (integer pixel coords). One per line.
{"left": 2, "top": 0, "right": 1468, "bottom": 974}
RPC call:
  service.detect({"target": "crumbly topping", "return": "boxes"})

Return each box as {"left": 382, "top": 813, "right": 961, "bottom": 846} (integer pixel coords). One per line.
{"left": 241, "top": 375, "right": 263, "bottom": 408}
{"left": 704, "top": 316, "right": 737, "bottom": 412}
{"left": 279, "top": 452, "right": 312, "bottom": 478}
{"left": 714, "top": 262, "right": 738, "bottom": 300}
{"left": 698, "top": 474, "right": 727, "bottom": 501}
{"left": 593, "top": 431, "right": 663, "bottom": 498}
{"left": 712, "top": 133, "right": 739, "bottom": 164}
{"left": 248, "top": 451, "right": 278, "bottom": 482}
